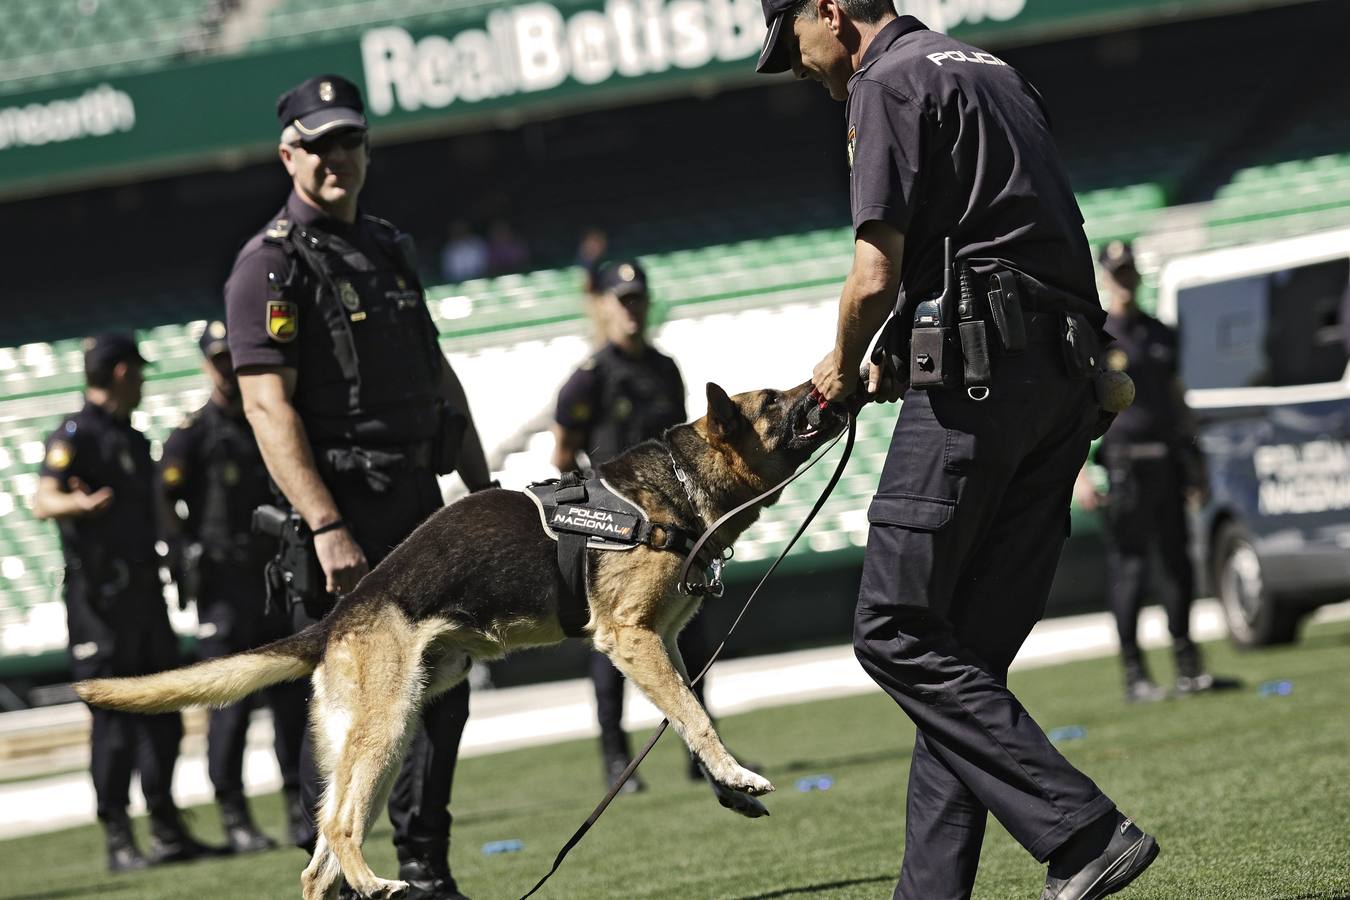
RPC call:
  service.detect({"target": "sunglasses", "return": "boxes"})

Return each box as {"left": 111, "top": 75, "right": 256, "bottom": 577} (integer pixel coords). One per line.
{"left": 296, "top": 130, "right": 367, "bottom": 155}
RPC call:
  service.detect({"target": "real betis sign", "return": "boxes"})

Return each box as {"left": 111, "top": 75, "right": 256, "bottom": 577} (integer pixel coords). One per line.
{"left": 361, "top": 0, "right": 762, "bottom": 115}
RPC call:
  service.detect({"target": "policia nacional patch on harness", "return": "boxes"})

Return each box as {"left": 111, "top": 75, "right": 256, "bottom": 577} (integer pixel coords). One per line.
{"left": 267, "top": 299, "right": 298, "bottom": 343}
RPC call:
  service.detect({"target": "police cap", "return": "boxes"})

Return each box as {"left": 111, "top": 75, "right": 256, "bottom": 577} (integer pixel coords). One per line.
{"left": 1098, "top": 240, "right": 1136, "bottom": 273}
{"left": 596, "top": 261, "right": 649, "bottom": 299}
{"left": 756, "top": 0, "right": 798, "bottom": 74}
{"left": 277, "top": 74, "right": 368, "bottom": 142}
{"left": 199, "top": 320, "right": 230, "bottom": 358}
{"left": 83, "top": 333, "right": 148, "bottom": 372}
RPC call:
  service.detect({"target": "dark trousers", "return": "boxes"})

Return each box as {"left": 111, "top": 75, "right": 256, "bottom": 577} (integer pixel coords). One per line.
{"left": 1100, "top": 451, "right": 1196, "bottom": 667}
{"left": 854, "top": 340, "right": 1116, "bottom": 900}
{"left": 198, "top": 576, "right": 306, "bottom": 802}
{"left": 290, "top": 466, "right": 470, "bottom": 861}
{"left": 66, "top": 570, "right": 184, "bottom": 823}
{"left": 591, "top": 615, "right": 710, "bottom": 759}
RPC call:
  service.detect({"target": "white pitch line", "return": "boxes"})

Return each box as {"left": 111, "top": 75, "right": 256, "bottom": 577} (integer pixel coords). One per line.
{"left": 1, "top": 599, "right": 1345, "bottom": 840}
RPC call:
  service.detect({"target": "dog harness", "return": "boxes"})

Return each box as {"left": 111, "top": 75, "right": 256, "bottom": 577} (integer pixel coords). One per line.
{"left": 525, "top": 471, "right": 713, "bottom": 638}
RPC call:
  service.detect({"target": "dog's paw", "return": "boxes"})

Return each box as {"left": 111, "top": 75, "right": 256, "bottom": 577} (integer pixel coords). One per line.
{"left": 722, "top": 765, "right": 774, "bottom": 796}
{"left": 355, "top": 878, "right": 408, "bottom": 899}
{"left": 712, "top": 782, "right": 771, "bottom": 818}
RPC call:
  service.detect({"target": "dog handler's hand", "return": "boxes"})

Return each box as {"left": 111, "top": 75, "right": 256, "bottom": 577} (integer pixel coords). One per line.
{"left": 315, "top": 527, "right": 369, "bottom": 596}
{"left": 866, "top": 361, "right": 907, "bottom": 404}
{"left": 812, "top": 352, "right": 859, "bottom": 403}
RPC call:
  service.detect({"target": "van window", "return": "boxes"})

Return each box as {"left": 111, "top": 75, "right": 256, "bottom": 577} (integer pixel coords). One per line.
{"left": 1177, "top": 258, "right": 1349, "bottom": 390}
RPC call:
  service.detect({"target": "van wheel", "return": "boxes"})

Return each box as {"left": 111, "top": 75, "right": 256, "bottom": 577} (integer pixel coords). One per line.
{"left": 1214, "top": 522, "right": 1298, "bottom": 647}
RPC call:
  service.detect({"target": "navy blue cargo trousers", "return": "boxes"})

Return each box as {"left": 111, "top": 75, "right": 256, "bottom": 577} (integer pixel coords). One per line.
{"left": 854, "top": 320, "right": 1117, "bottom": 900}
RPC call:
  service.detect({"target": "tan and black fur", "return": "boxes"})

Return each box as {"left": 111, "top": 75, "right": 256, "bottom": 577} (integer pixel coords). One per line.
{"left": 75, "top": 380, "right": 845, "bottom": 900}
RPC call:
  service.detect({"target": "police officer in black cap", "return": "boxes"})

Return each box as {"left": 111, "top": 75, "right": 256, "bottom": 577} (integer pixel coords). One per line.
{"left": 223, "top": 74, "right": 492, "bottom": 899}
{"left": 160, "top": 320, "right": 308, "bottom": 852}
{"left": 551, "top": 260, "right": 717, "bottom": 791}
{"left": 758, "top": 3, "right": 1159, "bottom": 898}
{"left": 34, "top": 334, "right": 210, "bottom": 871}
{"left": 1074, "top": 242, "right": 1237, "bottom": 703}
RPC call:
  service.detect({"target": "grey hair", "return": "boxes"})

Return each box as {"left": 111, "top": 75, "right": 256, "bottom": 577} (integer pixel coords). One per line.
{"left": 793, "top": 0, "right": 895, "bottom": 23}
{"left": 280, "top": 124, "right": 300, "bottom": 146}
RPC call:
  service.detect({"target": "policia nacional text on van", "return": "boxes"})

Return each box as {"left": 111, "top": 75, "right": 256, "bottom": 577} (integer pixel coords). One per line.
{"left": 223, "top": 75, "right": 491, "bottom": 900}
{"left": 756, "top": 3, "right": 1155, "bottom": 900}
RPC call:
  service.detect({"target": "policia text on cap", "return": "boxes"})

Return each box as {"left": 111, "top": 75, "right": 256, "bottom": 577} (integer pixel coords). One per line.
{"left": 757, "top": 2, "right": 1159, "bottom": 899}
{"left": 223, "top": 74, "right": 490, "bottom": 898}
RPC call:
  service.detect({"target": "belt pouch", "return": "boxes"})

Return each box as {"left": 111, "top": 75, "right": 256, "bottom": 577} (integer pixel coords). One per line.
{"left": 986, "top": 271, "right": 1027, "bottom": 353}
{"left": 909, "top": 326, "right": 954, "bottom": 389}
{"left": 1061, "top": 312, "right": 1101, "bottom": 380}
{"left": 959, "top": 320, "right": 992, "bottom": 386}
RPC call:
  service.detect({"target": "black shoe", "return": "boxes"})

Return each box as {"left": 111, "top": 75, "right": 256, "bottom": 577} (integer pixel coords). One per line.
{"left": 148, "top": 808, "right": 219, "bottom": 864}
{"left": 1175, "top": 673, "right": 1243, "bottom": 695}
{"left": 1123, "top": 678, "right": 1168, "bottom": 704}
{"left": 104, "top": 815, "right": 149, "bottom": 873}
{"left": 1042, "top": 816, "right": 1159, "bottom": 900}
{"left": 398, "top": 855, "right": 472, "bottom": 900}
{"left": 220, "top": 796, "right": 277, "bottom": 854}
{"left": 604, "top": 754, "right": 645, "bottom": 794}
{"left": 283, "top": 787, "right": 310, "bottom": 850}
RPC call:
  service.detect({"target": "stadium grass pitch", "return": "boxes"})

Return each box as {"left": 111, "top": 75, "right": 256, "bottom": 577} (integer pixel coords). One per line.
{"left": 2, "top": 619, "right": 1348, "bottom": 900}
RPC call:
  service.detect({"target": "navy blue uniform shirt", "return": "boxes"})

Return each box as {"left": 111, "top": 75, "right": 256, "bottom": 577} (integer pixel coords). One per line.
{"left": 846, "top": 17, "right": 1102, "bottom": 325}
{"left": 556, "top": 343, "right": 685, "bottom": 467}
{"left": 1102, "top": 310, "right": 1187, "bottom": 446}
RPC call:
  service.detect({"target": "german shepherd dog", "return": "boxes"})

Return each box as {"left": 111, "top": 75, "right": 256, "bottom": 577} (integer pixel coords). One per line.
{"left": 76, "top": 380, "right": 845, "bottom": 899}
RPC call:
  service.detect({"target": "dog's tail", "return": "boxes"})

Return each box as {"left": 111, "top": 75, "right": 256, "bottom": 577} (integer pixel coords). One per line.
{"left": 74, "top": 624, "right": 327, "bottom": 714}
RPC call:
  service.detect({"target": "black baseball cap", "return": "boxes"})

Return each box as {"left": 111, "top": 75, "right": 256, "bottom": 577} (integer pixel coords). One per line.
{"left": 757, "top": 0, "right": 798, "bottom": 74}
{"left": 83, "top": 333, "right": 148, "bottom": 371}
{"left": 198, "top": 320, "right": 230, "bottom": 358}
{"left": 277, "top": 74, "right": 367, "bottom": 142}
{"left": 596, "top": 261, "right": 649, "bottom": 298}
{"left": 1098, "top": 240, "right": 1136, "bottom": 273}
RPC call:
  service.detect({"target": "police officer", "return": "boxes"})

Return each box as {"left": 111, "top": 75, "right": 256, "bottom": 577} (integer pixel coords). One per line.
{"left": 552, "top": 260, "right": 713, "bottom": 790}
{"left": 160, "top": 321, "right": 308, "bottom": 851}
{"left": 33, "top": 334, "right": 209, "bottom": 871}
{"left": 1074, "top": 242, "right": 1236, "bottom": 702}
{"left": 223, "top": 75, "right": 491, "bottom": 900}
{"left": 759, "top": 5, "right": 1159, "bottom": 899}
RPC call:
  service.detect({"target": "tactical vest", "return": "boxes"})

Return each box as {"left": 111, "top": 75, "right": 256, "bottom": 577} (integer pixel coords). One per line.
{"left": 192, "top": 408, "right": 273, "bottom": 562}
{"left": 267, "top": 216, "right": 443, "bottom": 446}
{"left": 589, "top": 349, "right": 684, "bottom": 466}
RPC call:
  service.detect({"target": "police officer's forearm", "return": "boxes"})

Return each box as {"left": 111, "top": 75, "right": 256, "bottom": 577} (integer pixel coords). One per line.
{"left": 832, "top": 228, "right": 905, "bottom": 373}
{"left": 239, "top": 373, "right": 343, "bottom": 529}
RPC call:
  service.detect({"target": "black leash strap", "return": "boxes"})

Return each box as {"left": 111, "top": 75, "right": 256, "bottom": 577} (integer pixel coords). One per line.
{"left": 519, "top": 410, "right": 859, "bottom": 899}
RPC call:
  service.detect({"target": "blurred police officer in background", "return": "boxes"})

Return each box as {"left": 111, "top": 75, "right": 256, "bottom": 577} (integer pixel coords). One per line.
{"left": 33, "top": 334, "right": 210, "bottom": 871}
{"left": 224, "top": 74, "right": 492, "bottom": 899}
{"left": 759, "top": 2, "right": 1160, "bottom": 897}
{"left": 552, "top": 260, "right": 715, "bottom": 790}
{"left": 1075, "top": 241, "right": 1238, "bottom": 703}
{"left": 160, "top": 321, "right": 308, "bottom": 852}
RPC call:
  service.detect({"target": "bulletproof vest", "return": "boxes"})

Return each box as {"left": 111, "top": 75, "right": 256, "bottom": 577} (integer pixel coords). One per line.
{"left": 589, "top": 350, "right": 684, "bottom": 466}
{"left": 192, "top": 408, "right": 273, "bottom": 560}
{"left": 269, "top": 216, "right": 443, "bottom": 446}
{"left": 57, "top": 411, "right": 158, "bottom": 573}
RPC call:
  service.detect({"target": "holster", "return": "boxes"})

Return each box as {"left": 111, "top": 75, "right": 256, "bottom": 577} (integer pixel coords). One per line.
{"left": 253, "top": 504, "right": 325, "bottom": 616}
{"left": 431, "top": 399, "right": 468, "bottom": 476}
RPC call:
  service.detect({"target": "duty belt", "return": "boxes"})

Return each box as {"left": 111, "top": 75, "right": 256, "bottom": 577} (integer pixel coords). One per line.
{"left": 317, "top": 442, "right": 434, "bottom": 490}
{"left": 525, "top": 472, "right": 716, "bottom": 638}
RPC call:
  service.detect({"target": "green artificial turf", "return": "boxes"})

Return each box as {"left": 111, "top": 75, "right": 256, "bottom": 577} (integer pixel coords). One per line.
{"left": 2, "top": 620, "right": 1348, "bottom": 900}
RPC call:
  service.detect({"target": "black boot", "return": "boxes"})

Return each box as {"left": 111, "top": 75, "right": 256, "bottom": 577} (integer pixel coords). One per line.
{"left": 1173, "top": 642, "right": 1242, "bottom": 695}
{"left": 103, "top": 813, "right": 149, "bottom": 873}
{"left": 1122, "top": 657, "right": 1167, "bottom": 704}
{"left": 398, "top": 851, "right": 472, "bottom": 900}
{"left": 148, "top": 806, "right": 217, "bottom": 864}
{"left": 283, "top": 786, "right": 308, "bottom": 850}
{"left": 603, "top": 753, "right": 645, "bottom": 794}
{"left": 220, "top": 793, "right": 276, "bottom": 854}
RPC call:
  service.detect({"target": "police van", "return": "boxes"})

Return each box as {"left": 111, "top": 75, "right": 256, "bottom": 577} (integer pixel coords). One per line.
{"left": 1158, "top": 226, "right": 1350, "bottom": 646}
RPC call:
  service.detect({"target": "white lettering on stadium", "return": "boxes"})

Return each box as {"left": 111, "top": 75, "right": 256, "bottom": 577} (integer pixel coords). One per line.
{"left": 896, "top": 0, "right": 1026, "bottom": 34}
{"left": 1253, "top": 440, "right": 1350, "bottom": 515}
{"left": 361, "top": 0, "right": 762, "bottom": 116}
{"left": 0, "top": 84, "right": 135, "bottom": 152}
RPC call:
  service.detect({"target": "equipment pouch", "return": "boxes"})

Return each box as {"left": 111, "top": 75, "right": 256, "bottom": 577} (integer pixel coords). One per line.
{"left": 986, "top": 271, "right": 1027, "bottom": 353}
{"left": 1061, "top": 313, "right": 1101, "bottom": 380}
{"left": 431, "top": 399, "right": 468, "bottom": 475}
{"left": 959, "top": 320, "right": 992, "bottom": 386}
{"left": 910, "top": 326, "right": 956, "bottom": 389}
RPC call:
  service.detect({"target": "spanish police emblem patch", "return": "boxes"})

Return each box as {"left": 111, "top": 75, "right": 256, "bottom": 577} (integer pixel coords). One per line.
{"left": 847, "top": 124, "right": 856, "bottom": 171}
{"left": 45, "top": 441, "right": 73, "bottom": 471}
{"left": 319, "top": 81, "right": 335, "bottom": 103}
{"left": 338, "top": 281, "right": 361, "bottom": 312}
{"left": 162, "top": 464, "right": 183, "bottom": 488}
{"left": 267, "top": 300, "right": 298, "bottom": 343}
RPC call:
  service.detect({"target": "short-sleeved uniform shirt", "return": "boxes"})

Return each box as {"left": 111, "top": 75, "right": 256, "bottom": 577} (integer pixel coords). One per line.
{"left": 40, "top": 402, "right": 158, "bottom": 571}
{"left": 222, "top": 191, "right": 442, "bottom": 446}
{"left": 555, "top": 343, "right": 686, "bottom": 467}
{"left": 846, "top": 17, "right": 1102, "bottom": 327}
{"left": 161, "top": 400, "right": 273, "bottom": 561}
{"left": 1101, "top": 310, "right": 1185, "bottom": 446}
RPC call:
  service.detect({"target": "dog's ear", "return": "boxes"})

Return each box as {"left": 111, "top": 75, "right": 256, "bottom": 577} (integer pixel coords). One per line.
{"left": 705, "top": 382, "right": 741, "bottom": 440}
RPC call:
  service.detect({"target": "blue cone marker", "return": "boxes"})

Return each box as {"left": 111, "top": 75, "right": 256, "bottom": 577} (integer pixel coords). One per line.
{"left": 1257, "top": 680, "right": 1293, "bottom": 697}
{"left": 795, "top": 775, "right": 834, "bottom": 792}
{"left": 483, "top": 839, "right": 524, "bottom": 855}
{"left": 1048, "top": 726, "right": 1086, "bottom": 743}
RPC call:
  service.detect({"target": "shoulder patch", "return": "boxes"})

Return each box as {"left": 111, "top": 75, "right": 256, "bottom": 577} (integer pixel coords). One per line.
{"left": 45, "top": 440, "right": 74, "bottom": 471}
{"left": 580, "top": 357, "right": 598, "bottom": 371}
{"left": 265, "top": 218, "right": 292, "bottom": 240}
{"left": 267, "top": 299, "right": 299, "bottom": 343}
{"left": 847, "top": 124, "right": 856, "bottom": 171}
{"left": 162, "top": 463, "right": 184, "bottom": 488}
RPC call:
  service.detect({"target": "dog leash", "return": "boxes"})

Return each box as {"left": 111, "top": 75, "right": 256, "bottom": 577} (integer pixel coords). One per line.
{"left": 519, "top": 402, "right": 861, "bottom": 900}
